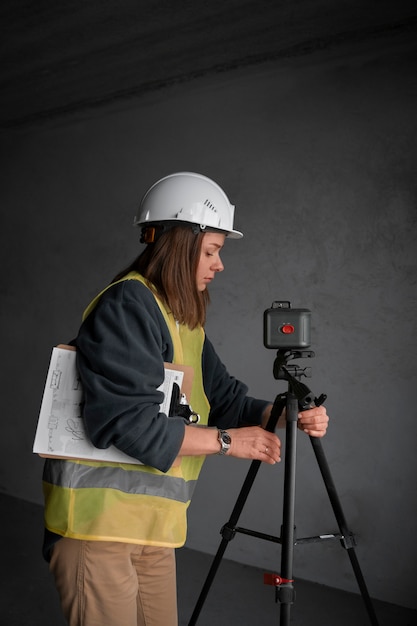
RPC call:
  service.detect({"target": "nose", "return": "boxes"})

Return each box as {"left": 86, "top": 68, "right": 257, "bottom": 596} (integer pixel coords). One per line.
{"left": 212, "top": 256, "right": 224, "bottom": 273}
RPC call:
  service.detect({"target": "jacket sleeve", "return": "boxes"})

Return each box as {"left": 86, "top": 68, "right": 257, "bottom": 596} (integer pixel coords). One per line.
{"left": 202, "top": 335, "right": 270, "bottom": 429}
{"left": 75, "top": 280, "right": 186, "bottom": 472}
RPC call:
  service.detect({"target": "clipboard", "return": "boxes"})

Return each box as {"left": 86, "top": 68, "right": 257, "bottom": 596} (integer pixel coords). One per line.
{"left": 33, "top": 344, "right": 194, "bottom": 465}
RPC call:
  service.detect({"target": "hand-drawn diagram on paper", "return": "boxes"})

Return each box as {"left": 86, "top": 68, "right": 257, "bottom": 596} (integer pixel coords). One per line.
{"left": 33, "top": 346, "right": 183, "bottom": 464}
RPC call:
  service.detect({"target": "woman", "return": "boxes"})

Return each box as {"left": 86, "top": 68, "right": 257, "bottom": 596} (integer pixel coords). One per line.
{"left": 43, "top": 172, "right": 328, "bottom": 626}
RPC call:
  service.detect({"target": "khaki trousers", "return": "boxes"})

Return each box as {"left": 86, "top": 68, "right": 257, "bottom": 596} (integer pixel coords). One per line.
{"left": 50, "top": 538, "right": 178, "bottom": 626}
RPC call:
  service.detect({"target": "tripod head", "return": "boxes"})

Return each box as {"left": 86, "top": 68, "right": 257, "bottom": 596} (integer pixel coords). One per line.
{"left": 273, "top": 348, "right": 327, "bottom": 410}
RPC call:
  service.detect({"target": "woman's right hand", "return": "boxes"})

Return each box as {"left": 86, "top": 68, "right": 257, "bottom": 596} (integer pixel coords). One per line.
{"left": 179, "top": 424, "right": 281, "bottom": 465}
{"left": 225, "top": 426, "right": 281, "bottom": 465}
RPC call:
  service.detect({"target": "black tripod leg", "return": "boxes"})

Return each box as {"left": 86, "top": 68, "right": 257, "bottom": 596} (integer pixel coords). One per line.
{"left": 187, "top": 534, "right": 232, "bottom": 626}
{"left": 188, "top": 459, "right": 262, "bottom": 626}
{"left": 278, "top": 393, "right": 298, "bottom": 625}
{"left": 188, "top": 395, "right": 287, "bottom": 626}
{"left": 310, "top": 437, "right": 380, "bottom": 626}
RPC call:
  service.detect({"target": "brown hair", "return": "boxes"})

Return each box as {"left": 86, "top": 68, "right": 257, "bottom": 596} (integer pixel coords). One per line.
{"left": 112, "top": 226, "right": 210, "bottom": 329}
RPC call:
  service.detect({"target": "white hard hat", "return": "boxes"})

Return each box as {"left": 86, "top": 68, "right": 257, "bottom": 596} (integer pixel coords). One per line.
{"left": 133, "top": 172, "right": 243, "bottom": 239}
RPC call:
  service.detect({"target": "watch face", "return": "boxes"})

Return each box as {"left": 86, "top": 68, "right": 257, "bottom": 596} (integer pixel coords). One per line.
{"left": 222, "top": 433, "right": 231, "bottom": 445}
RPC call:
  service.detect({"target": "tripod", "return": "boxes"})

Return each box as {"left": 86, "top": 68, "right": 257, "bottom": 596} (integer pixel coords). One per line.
{"left": 188, "top": 349, "right": 379, "bottom": 626}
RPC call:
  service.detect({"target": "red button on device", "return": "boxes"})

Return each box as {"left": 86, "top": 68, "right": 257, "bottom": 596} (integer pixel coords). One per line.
{"left": 280, "top": 324, "right": 295, "bottom": 334}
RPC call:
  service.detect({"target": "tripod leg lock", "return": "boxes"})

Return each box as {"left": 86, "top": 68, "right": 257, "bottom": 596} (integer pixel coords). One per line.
{"left": 264, "top": 573, "right": 294, "bottom": 586}
{"left": 264, "top": 574, "right": 296, "bottom": 605}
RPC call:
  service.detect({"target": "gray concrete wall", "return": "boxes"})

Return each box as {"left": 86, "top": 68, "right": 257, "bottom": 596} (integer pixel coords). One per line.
{"left": 1, "top": 39, "right": 416, "bottom": 609}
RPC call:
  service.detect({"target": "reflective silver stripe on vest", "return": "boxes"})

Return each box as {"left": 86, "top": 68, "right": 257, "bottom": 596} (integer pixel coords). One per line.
{"left": 43, "top": 459, "right": 196, "bottom": 504}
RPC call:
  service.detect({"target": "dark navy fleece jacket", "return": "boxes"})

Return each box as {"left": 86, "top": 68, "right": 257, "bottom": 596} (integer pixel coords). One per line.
{"left": 75, "top": 279, "right": 270, "bottom": 472}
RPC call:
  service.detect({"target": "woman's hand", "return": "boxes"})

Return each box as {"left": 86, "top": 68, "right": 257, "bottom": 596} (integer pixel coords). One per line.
{"left": 226, "top": 426, "right": 281, "bottom": 465}
{"left": 297, "top": 405, "right": 329, "bottom": 437}
{"left": 261, "top": 403, "right": 329, "bottom": 438}
{"left": 179, "top": 424, "right": 281, "bottom": 464}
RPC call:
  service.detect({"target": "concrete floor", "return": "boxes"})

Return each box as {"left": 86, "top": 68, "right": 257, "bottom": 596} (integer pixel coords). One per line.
{"left": 1, "top": 493, "right": 415, "bottom": 626}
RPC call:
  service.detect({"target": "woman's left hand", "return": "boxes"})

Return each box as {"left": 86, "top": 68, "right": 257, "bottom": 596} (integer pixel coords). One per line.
{"left": 297, "top": 405, "right": 329, "bottom": 438}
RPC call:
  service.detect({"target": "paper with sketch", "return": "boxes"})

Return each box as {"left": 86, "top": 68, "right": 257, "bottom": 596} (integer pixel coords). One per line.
{"left": 33, "top": 346, "right": 184, "bottom": 464}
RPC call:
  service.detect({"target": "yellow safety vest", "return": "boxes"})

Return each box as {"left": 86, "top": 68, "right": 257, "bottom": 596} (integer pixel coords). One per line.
{"left": 43, "top": 272, "right": 210, "bottom": 547}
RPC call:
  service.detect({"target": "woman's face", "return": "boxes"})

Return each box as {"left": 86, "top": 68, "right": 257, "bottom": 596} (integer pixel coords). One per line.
{"left": 196, "top": 232, "right": 226, "bottom": 291}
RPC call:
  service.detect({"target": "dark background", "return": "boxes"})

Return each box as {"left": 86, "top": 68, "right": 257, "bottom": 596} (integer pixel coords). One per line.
{"left": 1, "top": 0, "right": 416, "bottom": 611}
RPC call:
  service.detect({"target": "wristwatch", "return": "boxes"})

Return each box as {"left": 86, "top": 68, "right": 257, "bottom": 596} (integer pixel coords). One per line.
{"left": 217, "top": 429, "right": 231, "bottom": 455}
